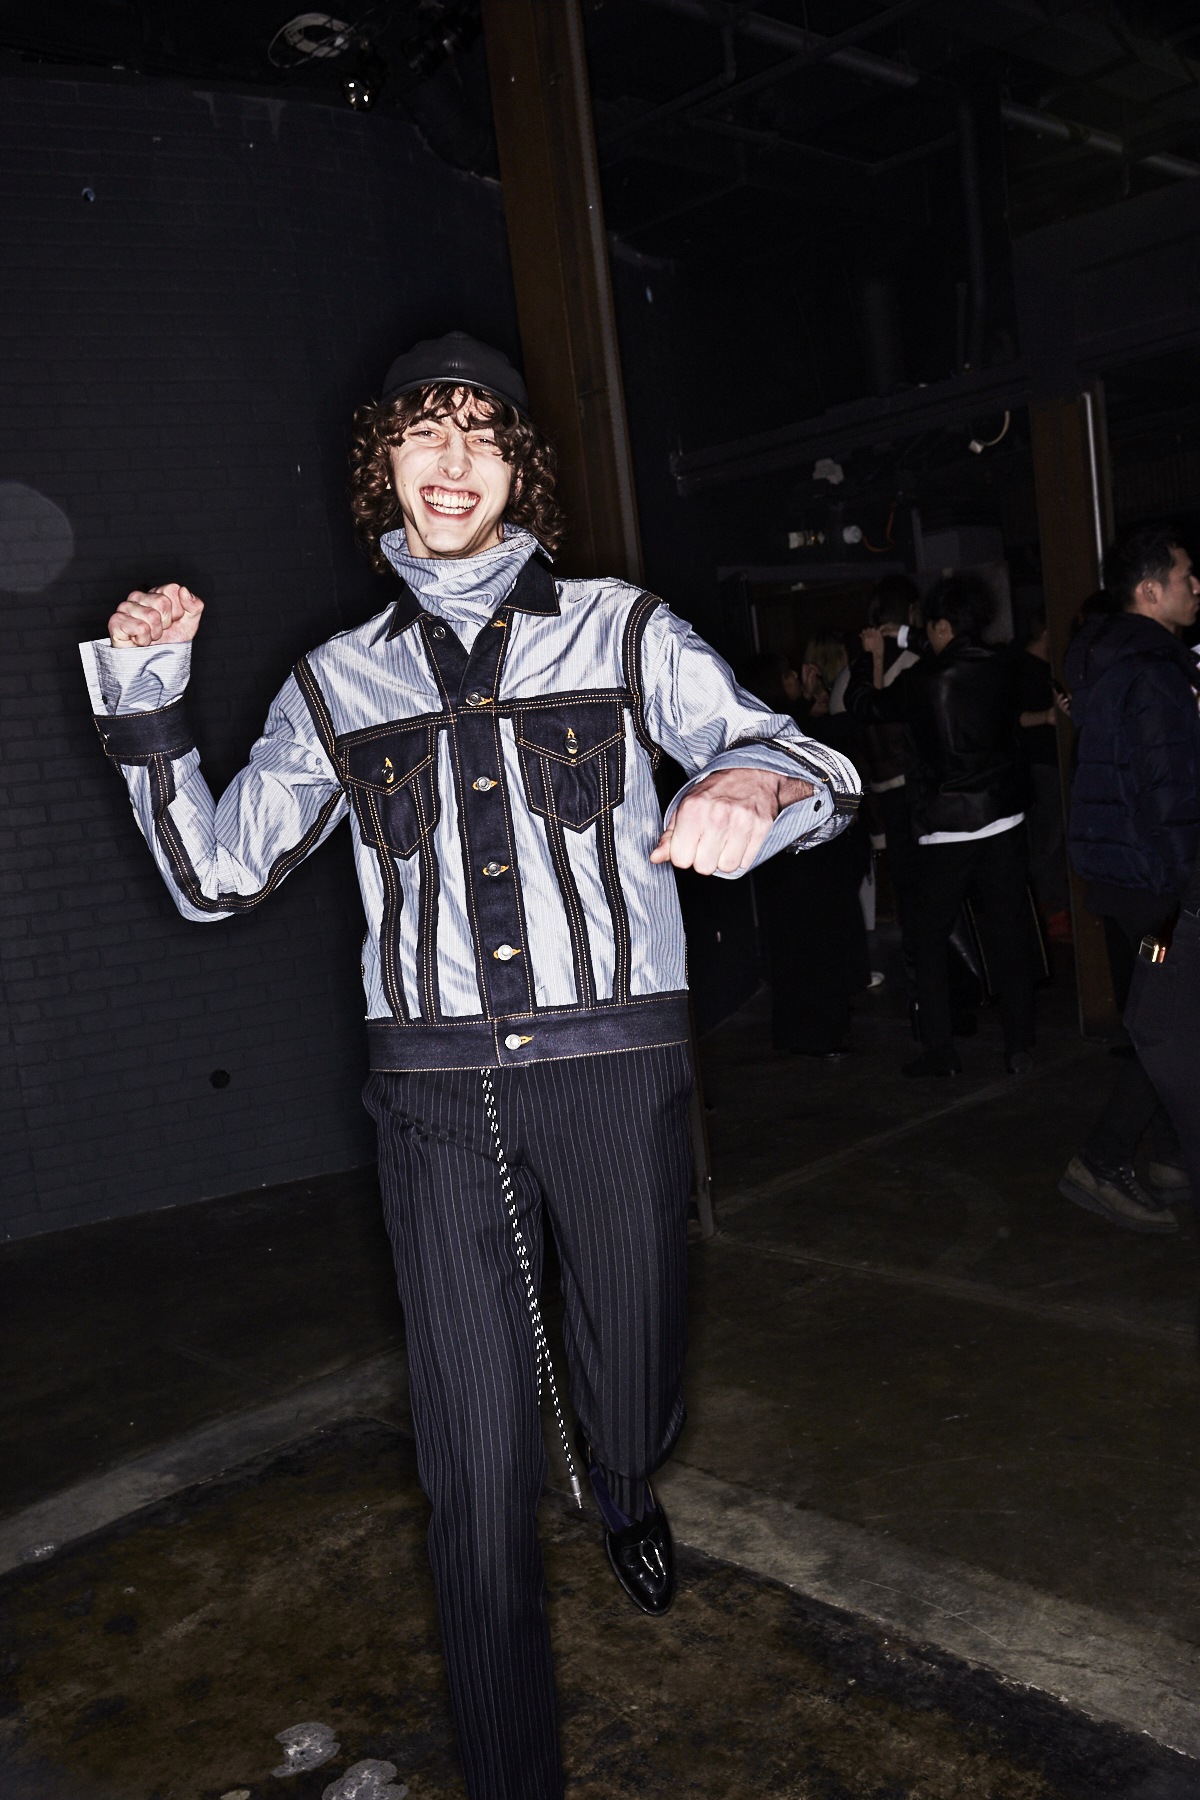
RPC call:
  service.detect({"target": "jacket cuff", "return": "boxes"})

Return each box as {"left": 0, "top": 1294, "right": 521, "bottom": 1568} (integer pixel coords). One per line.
{"left": 664, "top": 741, "right": 861, "bottom": 824}
{"left": 662, "top": 741, "right": 861, "bottom": 878}
{"left": 93, "top": 695, "right": 196, "bottom": 763}
{"left": 80, "top": 638, "right": 192, "bottom": 715}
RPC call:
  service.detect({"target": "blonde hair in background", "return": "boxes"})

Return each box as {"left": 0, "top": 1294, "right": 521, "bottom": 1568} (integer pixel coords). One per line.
{"left": 803, "top": 629, "right": 849, "bottom": 692}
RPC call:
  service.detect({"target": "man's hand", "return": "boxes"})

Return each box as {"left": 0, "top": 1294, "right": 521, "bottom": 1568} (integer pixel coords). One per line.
{"left": 108, "top": 582, "right": 204, "bottom": 648}
{"left": 860, "top": 626, "right": 886, "bottom": 689}
{"left": 650, "top": 767, "right": 815, "bottom": 875}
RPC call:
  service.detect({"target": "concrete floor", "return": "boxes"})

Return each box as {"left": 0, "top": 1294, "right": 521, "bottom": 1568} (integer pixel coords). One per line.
{"left": 3, "top": 930, "right": 1199, "bottom": 1797}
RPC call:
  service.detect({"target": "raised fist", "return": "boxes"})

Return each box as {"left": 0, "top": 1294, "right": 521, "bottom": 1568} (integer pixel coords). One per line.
{"left": 108, "top": 583, "right": 204, "bottom": 648}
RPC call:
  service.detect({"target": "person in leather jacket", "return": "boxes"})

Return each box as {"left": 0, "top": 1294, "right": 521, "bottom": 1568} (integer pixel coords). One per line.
{"left": 845, "top": 572, "right": 1036, "bottom": 1077}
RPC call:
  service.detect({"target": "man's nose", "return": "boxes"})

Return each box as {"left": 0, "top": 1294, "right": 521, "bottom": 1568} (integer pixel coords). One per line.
{"left": 438, "top": 431, "right": 469, "bottom": 477}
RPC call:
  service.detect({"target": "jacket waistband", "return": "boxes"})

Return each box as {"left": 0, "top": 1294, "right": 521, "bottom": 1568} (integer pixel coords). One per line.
{"left": 366, "top": 993, "right": 691, "bottom": 1071}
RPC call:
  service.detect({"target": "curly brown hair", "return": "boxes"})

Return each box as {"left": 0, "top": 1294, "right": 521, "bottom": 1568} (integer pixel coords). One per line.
{"left": 348, "top": 381, "right": 565, "bottom": 574}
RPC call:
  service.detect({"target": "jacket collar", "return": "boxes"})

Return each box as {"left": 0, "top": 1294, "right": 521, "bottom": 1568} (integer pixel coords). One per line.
{"left": 385, "top": 545, "right": 559, "bottom": 639}
{"left": 1067, "top": 608, "right": 1199, "bottom": 691}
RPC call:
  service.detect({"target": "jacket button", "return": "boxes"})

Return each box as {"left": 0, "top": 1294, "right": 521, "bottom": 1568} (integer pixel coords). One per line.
{"left": 465, "top": 690, "right": 486, "bottom": 706}
{"left": 504, "top": 1033, "right": 523, "bottom": 1050}
{"left": 430, "top": 624, "right": 446, "bottom": 640}
{"left": 473, "top": 777, "right": 496, "bottom": 791}
{"left": 494, "top": 943, "right": 519, "bottom": 962}
{"left": 482, "top": 860, "right": 507, "bottom": 877}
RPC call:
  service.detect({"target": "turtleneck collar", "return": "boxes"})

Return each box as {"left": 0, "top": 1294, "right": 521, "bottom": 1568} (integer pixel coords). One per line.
{"left": 379, "top": 524, "right": 542, "bottom": 651}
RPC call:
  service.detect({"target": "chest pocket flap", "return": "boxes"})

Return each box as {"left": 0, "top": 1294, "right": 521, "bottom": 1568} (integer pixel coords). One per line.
{"left": 343, "top": 723, "right": 440, "bottom": 858}
{"left": 515, "top": 702, "right": 626, "bottom": 832}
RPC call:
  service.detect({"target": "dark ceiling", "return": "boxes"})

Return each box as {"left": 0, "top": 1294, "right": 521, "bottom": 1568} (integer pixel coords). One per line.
{"left": 3, "top": 1, "right": 1200, "bottom": 567}
{"left": 4, "top": 1, "right": 1200, "bottom": 249}
{"left": 5, "top": 3, "right": 1198, "bottom": 384}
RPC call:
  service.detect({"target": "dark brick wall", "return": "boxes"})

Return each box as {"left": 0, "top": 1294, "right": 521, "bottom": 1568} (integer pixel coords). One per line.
{"left": 0, "top": 73, "right": 521, "bottom": 1239}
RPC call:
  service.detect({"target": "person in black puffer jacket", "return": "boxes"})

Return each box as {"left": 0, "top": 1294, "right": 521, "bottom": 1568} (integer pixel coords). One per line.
{"left": 845, "top": 571, "right": 1035, "bottom": 1078}
{"left": 1059, "top": 527, "right": 1200, "bottom": 1235}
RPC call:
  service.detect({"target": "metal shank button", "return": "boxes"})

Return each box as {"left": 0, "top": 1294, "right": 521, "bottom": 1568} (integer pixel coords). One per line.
{"left": 504, "top": 1033, "right": 523, "bottom": 1050}
{"left": 494, "top": 943, "right": 517, "bottom": 962}
{"left": 472, "top": 777, "right": 496, "bottom": 792}
{"left": 482, "top": 860, "right": 505, "bottom": 877}
{"left": 430, "top": 624, "right": 446, "bottom": 640}
{"left": 465, "top": 690, "right": 486, "bottom": 706}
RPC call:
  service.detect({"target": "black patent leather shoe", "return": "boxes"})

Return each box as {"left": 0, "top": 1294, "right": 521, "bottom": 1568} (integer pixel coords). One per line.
{"left": 576, "top": 1433, "right": 676, "bottom": 1616}
{"left": 604, "top": 1487, "right": 675, "bottom": 1617}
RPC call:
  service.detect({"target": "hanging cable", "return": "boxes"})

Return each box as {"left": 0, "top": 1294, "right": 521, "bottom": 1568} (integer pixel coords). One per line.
{"left": 479, "top": 1068, "right": 584, "bottom": 1510}
{"left": 862, "top": 499, "right": 897, "bottom": 553}
{"left": 968, "top": 411, "right": 1011, "bottom": 454}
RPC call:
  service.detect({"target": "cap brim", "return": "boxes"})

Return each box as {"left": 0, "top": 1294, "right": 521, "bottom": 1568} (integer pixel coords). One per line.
{"left": 380, "top": 376, "right": 528, "bottom": 419}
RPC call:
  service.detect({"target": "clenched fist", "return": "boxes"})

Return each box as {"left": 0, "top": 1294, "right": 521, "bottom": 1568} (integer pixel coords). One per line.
{"left": 650, "top": 767, "right": 815, "bottom": 876}
{"left": 108, "top": 582, "right": 204, "bottom": 648}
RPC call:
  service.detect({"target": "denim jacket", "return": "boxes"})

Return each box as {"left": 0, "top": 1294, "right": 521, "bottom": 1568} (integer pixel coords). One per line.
{"left": 80, "top": 530, "right": 860, "bottom": 1069}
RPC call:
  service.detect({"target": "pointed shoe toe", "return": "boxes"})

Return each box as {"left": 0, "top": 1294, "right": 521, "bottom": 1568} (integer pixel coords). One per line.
{"left": 605, "top": 1497, "right": 675, "bottom": 1617}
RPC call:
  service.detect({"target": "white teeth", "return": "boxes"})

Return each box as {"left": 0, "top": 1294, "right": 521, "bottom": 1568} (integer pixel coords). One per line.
{"left": 423, "top": 489, "right": 476, "bottom": 514}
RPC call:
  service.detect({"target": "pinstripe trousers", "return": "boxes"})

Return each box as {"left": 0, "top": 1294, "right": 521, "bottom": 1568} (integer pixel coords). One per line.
{"left": 364, "top": 1043, "right": 694, "bottom": 1800}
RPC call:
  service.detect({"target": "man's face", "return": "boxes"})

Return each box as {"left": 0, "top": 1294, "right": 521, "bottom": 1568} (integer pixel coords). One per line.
{"left": 1136, "top": 544, "right": 1200, "bottom": 632}
{"left": 388, "top": 389, "right": 514, "bottom": 559}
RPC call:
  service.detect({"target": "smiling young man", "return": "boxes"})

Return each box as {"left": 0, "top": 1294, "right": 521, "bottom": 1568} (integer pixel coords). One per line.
{"left": 81, "top": 332, "right": 860, "bottom": 1800}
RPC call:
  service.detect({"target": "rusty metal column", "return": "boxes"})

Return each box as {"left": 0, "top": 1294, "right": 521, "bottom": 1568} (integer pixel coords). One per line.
{"left": 1028, "top": 386, "right": 1117, "bottom": 1037}
{"left": 481, "top": 0, "right": 641, "bottom": 582}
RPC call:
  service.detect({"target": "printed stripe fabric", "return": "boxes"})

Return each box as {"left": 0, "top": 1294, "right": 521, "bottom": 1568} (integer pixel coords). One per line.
{"left": 364, "top": 1043, "right": 694, "bottom": 1800}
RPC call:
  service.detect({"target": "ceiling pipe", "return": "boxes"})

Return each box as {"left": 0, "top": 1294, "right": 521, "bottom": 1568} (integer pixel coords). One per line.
{"left": 639, "top": 0, "right": 1200, "bottom": 179}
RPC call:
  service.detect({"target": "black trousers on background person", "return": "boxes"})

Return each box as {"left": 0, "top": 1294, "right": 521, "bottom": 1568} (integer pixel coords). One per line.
{"left": 365, "top": 1045, "right": 693, "bottom": 1800}
{"left": 1083, "top": 885, "right": 1181, "bottom": 1168}
{"left": 756, "top": 823, "right": 869, "bottom": 1054}
{"left": 1026, "top": 762, "right": 1071, "bottom": 914}
{"left": 877, "top": 784, "right": 921, "bottom": 978}
{"left": 914, "top": 825, "right": 1035, "bottom": 1054}
{"left": 1125, "top": 898, "right": 1200, "bottom": 1196}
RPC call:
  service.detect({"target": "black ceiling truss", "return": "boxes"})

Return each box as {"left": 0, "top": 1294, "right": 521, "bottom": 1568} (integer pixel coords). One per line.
{"left": 603, "top": 0, "right": 1200, "bottom": 208}
{"left": 599, "top": 0, "right": 942, "bottom": 164}
{"left": 594, "top": 3, "right": 1200, "bottom": 496}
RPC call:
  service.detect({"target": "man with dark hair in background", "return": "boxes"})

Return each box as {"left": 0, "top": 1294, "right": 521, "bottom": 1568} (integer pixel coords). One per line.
{"left": 846, "top": 571, "right": 1035, "bottom": 1078}
{"left": 1059, "top": 527, "right": 1200, "bottom": 1234}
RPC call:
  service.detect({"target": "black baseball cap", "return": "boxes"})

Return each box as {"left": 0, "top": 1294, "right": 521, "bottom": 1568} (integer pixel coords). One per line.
{"left": 380, "top": 330, "right": 529, "bottom": 418}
